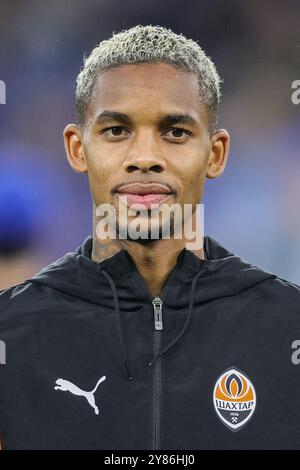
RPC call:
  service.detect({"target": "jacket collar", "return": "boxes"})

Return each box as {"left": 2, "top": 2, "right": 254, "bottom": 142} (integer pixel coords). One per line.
{"left": 78, "top": 234, "right": 210, "bottom": 285}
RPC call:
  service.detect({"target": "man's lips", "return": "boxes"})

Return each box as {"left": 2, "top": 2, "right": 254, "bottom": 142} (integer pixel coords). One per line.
{"left": 116, "top": 183, "right": 174, "bottom": 209}
{"left": 117, "top": 183, "right": 173, "bottom": 195}
{"left": 118, "top": 193, "right": 173, "bottom": 209}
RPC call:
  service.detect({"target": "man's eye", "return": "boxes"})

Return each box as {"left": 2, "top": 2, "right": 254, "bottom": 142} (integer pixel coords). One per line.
{"left": 164, "top": 127, "right": 191, "bottom": 138}
{"left": 103, "top": 126, "right": 128, "bottom": 137}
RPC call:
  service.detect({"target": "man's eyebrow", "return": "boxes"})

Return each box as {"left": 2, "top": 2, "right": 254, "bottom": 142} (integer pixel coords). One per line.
{"left": 95, "top": 110, "right": 132, "bottom": 125}
{"left": 158, "top": 114, "right": 199, "bottom": 128}
{"left": 95, "top": 110, "right": 199, "bottom": 127}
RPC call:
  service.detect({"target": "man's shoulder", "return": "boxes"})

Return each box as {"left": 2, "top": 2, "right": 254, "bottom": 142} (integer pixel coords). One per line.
{"left": 256, "top": 268, "right": 300, "bottom": 294}
{"left": 0, "top": 279, "right": 42, "bottom": 301}
{"left": 0, "top": 254, "right": 72, "bottom": 322}
{"left": 0, "top": 280, "right": 48, "bottom": 320}
{"left": 0, "top": 244, "right": 80, "bottom": 314}
{"left": 271, "top": 275, "right": 300, "bottom": 292}
{"left": 247, "top": 268, "right": 300, "bottom": 311}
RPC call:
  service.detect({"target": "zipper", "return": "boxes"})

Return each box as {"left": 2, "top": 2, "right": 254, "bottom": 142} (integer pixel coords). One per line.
{"left": 151, "top": 297, "right": 163, "bottom": 450}
{"left": 152, "top": 297, "right": 163, "bottom": 331}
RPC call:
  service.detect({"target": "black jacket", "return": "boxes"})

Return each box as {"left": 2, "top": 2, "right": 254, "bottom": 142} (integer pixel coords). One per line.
{"left": 1, "top": 235, "right": 300, "bottom": 450}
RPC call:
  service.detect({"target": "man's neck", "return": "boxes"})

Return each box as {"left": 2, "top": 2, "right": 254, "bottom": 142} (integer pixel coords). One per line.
{"left": 91, "top": 202, "right": 205, "bottom": 297}
{"left": 91, "top": 231, "right": 205, "bottom": 298}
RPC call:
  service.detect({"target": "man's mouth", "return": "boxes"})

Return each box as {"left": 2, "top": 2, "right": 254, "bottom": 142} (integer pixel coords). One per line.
{"left": 116, "top": 183, "right": 174, "bottom": 210}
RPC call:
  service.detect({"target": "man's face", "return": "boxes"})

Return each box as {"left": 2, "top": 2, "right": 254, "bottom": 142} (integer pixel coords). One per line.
{"left": 72, "top": 63, "right": 222, "bottom": 241}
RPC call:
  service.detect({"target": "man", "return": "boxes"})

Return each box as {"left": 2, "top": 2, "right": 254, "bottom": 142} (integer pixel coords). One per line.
{"left": 1, "top": 24, "right": 300, "bottom": 450}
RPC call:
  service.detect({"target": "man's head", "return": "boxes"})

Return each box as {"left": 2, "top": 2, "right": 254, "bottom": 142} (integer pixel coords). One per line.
{"left": 64, "top": 25, "right": 230, "bottom": 244}
{"left": 76, "top": 25, "right": 221, "bottom": 133}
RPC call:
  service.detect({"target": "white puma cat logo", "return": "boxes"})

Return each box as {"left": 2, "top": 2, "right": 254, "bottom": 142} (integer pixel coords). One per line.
{"left": 54, "top": 375, "right": 106, "bottom": 415}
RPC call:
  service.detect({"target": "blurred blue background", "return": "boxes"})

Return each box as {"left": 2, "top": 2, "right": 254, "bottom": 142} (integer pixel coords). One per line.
{"left": 0, "top": 0, "right": 299, "bottom": 288}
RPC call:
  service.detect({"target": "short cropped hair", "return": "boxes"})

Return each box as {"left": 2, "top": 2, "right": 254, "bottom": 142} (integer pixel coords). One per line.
{"left": 76, "top": 25, "right": 222, "bottom": 131}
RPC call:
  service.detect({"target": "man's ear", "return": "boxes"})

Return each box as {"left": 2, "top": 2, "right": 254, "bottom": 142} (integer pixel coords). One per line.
{"left": 206, "top": 129, "right": 230, "bottom": 179}
{"left": 63, "top": 124, "right": 88, "bottom": 174}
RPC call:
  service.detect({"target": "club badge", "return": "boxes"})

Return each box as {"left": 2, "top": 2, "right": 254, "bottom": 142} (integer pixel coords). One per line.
{"left": 213, "top": 367, "right": 256, "bottom": 431}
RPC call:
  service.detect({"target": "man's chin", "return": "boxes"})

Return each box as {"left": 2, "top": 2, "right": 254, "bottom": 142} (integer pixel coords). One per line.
{"left": 114, "top": 220, "right": 175, "bottom": 243}
{"left": 125, "top": 236, "right": 159, "bottom": 246}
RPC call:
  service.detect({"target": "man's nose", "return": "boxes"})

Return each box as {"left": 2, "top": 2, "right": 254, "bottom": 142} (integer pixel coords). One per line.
{"left": 122, "top": 130, "right": 166, "bottom": 173}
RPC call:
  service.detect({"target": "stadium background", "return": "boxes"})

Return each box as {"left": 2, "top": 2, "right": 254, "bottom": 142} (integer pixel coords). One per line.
{"left": 0, "top": 0, "right": 299, "bottom": 288}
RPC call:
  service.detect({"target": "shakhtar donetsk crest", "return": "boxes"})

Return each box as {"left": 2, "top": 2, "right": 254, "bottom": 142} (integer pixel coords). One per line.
{"left": 213, "top": 367, "right": 256, "bottom": 431}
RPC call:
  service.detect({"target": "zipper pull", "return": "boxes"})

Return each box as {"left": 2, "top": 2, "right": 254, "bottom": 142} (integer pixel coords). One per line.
{"left": 152, "top": 297, "right": 163, "bottom": 331}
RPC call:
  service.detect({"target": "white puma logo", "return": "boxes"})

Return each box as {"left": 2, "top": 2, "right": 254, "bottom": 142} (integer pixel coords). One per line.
{"left": 54, "top": 375, "right": 106, "bottom": 415}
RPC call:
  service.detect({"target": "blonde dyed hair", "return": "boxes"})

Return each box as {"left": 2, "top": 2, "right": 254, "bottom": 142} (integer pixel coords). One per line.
{"left": 76, "top": 25, "right": 222, "bottom": 131}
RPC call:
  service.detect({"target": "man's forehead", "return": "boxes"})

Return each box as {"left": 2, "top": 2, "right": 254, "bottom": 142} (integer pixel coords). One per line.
{"left": 95, "top": 62, "right": 197, "bottom": 82}
{"left": 91, "top": 63, "right": 199, "bottom": 99}
{"left": 88, "top": 63, "right": 205, "bottom": 124}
